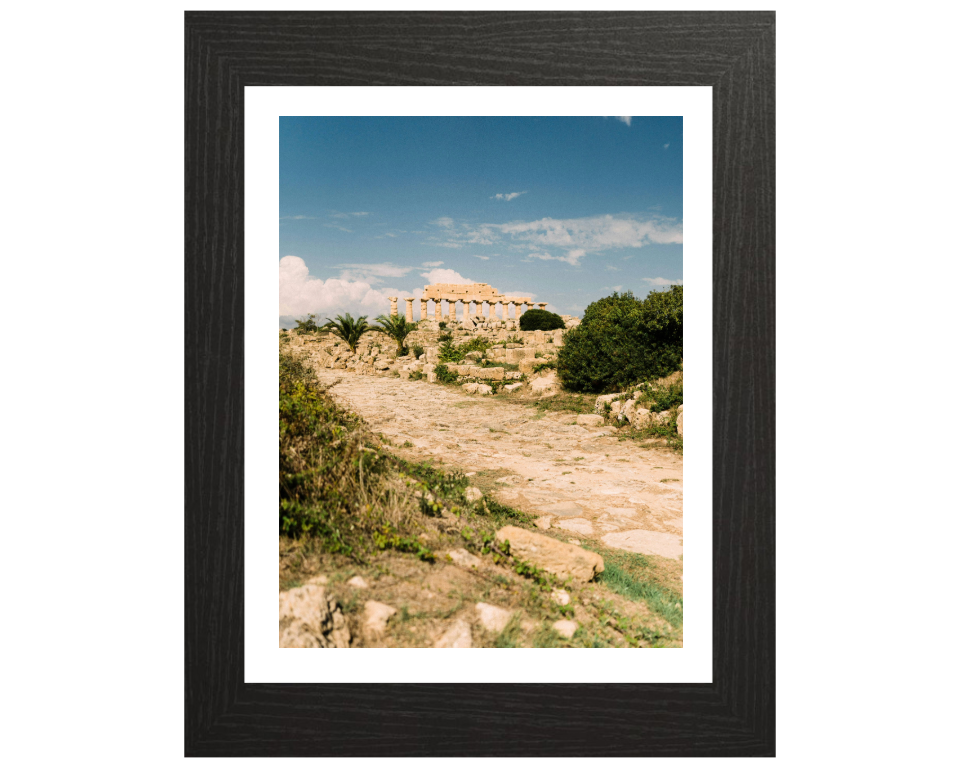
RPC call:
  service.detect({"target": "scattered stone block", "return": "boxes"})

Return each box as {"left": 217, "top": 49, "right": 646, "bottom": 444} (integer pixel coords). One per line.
{"left": 504, "top": 383, "right": 523, "bottom": 392}
{"left": 427, "top": 372, "right": 437, "bottom": 383}
{"left": 533, "top": 516, "right": 553, "bottom": 530}
{"left": 464, "top": 486, "right": 483, "bottom": 502}
{"left": 476, "top": 384, "right": 493, "bottom": 395}
{"left": 279, "top": 585, "right": 351, "bottom": 648}
{"left": 347, "top": 575, "right": 369, "bottom": 589}
{"left": 552, "top": 619, "right": 578, "bottom": 639}
{"left": 576, "top": 414, "right": 604, "bottom": 427}
{"left": 475, "top": 603, "right": 514, "bottom": 634}
{"left": 363, "top": 601, "right": 397, "bottom": 639}
{"left": 433, "top": 619, "right": 473, "bottom": 648}
{"left": 551, "top": 589, "right": 571, "bottom": 606}
{"left": 495, "top": 526, "right": 604, "bottom": 583}
{"left": 463, "top": 383, "right": 480, "bottom": 394}
{"left": 445, "top": 548, "right": 482, "bottom": 568}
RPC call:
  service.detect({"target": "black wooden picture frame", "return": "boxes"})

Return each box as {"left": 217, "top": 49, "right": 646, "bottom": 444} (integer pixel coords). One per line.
{"left": 185, "top": 11, "right": 775, "bottom": 757}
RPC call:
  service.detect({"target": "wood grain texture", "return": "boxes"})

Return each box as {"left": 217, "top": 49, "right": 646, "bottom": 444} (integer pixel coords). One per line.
{"left": 185, "top": 11, "right": 775, "bottom": 757}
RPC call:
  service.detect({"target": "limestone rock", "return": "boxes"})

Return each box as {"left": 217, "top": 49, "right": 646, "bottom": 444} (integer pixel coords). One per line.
{"left": 533, "top": 516, "right": 553, "bottom": 530}
{"left": 576, "top": 414, "right": 604, "bottom": 427}
{"left": 530, "top": 371, "right": 559, "bottom": 397}
{"left": 594, "top": 393, "right": 620, "bottom": 414}
{"left": 445, "top": 548, "right": 482, "bottom": 568}
{"left": 279, "top": 585, "right": 351, "bottom": 648}
{"left": 504, "top": 383, "right": 523, "bottom": 392}
{"left": 464, "top": 486, "right": 483, "bottom": 502}
{"left": 433, "top": 619, "right": 473, "bottom": 648}
{"left": 476, "top": 367, "right": 504, "bottom": 381}
{"left": 363, "top": 600, "right": 397, "bottom": 639}
{"left": 495, "top": 526, "right": 604, "bottom": 583}
{"left": 476, "top": 384, "right": 493, "bottom": 395}
{"left": 463, "top": 382, "right": 480, "bottom": 394}
{"left": 475, "top": 602, "right": 513, "bottom": 634}
{"left": 627, "top": 407, "right": 652, "bottom": 427}
{"left": 601, "top": 529, "right": 683, "bottom": 560}
{"left": 551, "top": 589, "right": 571, "bottom": 606}
{"left": 556, "top": 517, "right": 595, "bottom": 535}
{"left": 427, "top": 372, "right": 437, "bottom": 383}
{"left": 347, "top": 575, "right": 369, "bottom": 589}
{"left": 552, "top": 619, "right": 578, "bottom": 639}
{"left": 422, "top": 363, "right": 436, "bottom": 374}
{"left": 677, "top": 405, "right": 683, "bottom": 436}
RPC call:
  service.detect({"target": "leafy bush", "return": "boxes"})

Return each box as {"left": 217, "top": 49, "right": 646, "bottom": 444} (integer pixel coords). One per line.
{"left": 437, "top": 331, "right": 453, "bottom": 343}
{"left": 279, "top": 348, "right": 416, "bottom": 556}
{"left": 433, "top": 363, "right": 458, "bottom": 384}
{"left": 519, "top": 308, "right": 564, "bottom": 331}
{"left": 438, "top": 337, "right": 492, "bottom": 363}
{"left": 294, "top": 313, "right": 322, "bottom": 334}
{"left": 634, "top": 376, "right": 683, "bottom": 411}
{"left": 411, "top": 344, "right": 424, "bottom": 359}
{"left": 557, "top": 287, "right": 682, "bottom": 393}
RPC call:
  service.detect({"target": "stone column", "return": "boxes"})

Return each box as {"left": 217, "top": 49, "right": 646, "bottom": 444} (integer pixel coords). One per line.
{"left": 388, "top": 297, "right": 398, "bottom": 317}
{"left": 448, "top": 298, "right": 457, "bottom": 323}
{"left": 537, "top": 303, "right": 547, "bottom": 311}
{"left": 420, "top": 298, "right": 427, "bottom": 320}
{"left": 488, "top": 301, "right": 496, "bottom": 319}
{"left": 434, "top": 299, "right": 442, "bottom": 322}
{"left": 404, "top": 298, "right": 414, "bottom": 322}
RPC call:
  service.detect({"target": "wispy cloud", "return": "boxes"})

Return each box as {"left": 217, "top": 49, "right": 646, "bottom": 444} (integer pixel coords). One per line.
{"left": 331, "top": 211, "right": 370, "bottom": 219}
{"left": 335, "top": 262, "right": 414, "bottom": 284}
{"left": 604, "top": 116, "right": 632, "bottom": 127}
{"left": 642, "top": 277, "right": 683, "bottom": 286}
{"left": 491, "top": 191, "right": 527, "bottom": 201}
{"left": 432, "top": 216, "right": 455, "bottom": 229}
{"left": 324, "top": 224, "right": 353, "bottom": 232}
{"left": 472, "top": 254, "right": 490, "bottom": 260}
{"left": 663, "top": 143, "right": 670, "bottom": 149}
{"left": 280, "top": 215, "right": 316, "bottom": 220}
{"left": 421, "top": 261, "right": 444, "bottom": 267}
{"left": 419, "top": 212, "right": 681, "bottom": 267}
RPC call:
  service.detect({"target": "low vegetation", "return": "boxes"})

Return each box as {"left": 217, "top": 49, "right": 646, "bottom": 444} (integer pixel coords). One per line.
{"left": 558, "top": 286, "right": 682, "bottom": 393}
{"left": 323, "top": 313, "right": 372, "bottom": 354}
{"left": 518, "top": 308, "right": 565, "bottom": 331}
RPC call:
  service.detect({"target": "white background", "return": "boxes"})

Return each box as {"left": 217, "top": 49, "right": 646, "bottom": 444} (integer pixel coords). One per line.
{"left": 2, "top": 1, "right": 956, "bottom": 766}
{"left": 246, "top": 86, "right": 712, "bottom": 683}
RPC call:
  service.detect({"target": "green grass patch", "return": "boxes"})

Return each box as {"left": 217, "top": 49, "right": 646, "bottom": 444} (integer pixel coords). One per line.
{"left": 595, "top": 552, "right": 683, "bottom": 627}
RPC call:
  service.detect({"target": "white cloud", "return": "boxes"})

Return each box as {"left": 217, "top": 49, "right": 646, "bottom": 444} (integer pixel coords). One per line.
{"left": 335, "top": 262, "right": 414, "bottom": 284}
{"left": 280, "top": 256, "right": 405, "bottom": 321}
{"left": 432, "top": 216, "right": 455, "bottom": 229}
{"left": 324, "top": 224, "right": 352, "bottom": 232}
{"left": 524, "top": 250, "right": 584, "bottom": 267}
{"left": 421, "top": 260, "right": 444, "bottom": 267}
{"left": 663, "top": 143, "right": 670, "bottom": 149}
{"left": 606, "top": 116, "right": 631, "bottom": 126}
{"left": 419, "top": 268, "right": 474, "bottom": 285}
{"left": 642, "top": 277, "right": 683, "bottom": 286}
{"left": 331, "top": 211, "right": 370, "bottom": 219}
{"left": 491, "top": 191, "right": 527, "bottom": 201}
{"left": 280, "top": 215, "right": 315, "bottom": 220}
{"left": 498, "top": 214, "right": 682, "bottom": 259}
{"left": 472, "top": 254, "right": 490, "bottom": 260}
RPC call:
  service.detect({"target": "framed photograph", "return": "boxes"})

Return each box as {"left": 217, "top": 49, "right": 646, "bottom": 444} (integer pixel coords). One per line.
{"left": 186, "top": 11, "right": 774, "bottom": 756}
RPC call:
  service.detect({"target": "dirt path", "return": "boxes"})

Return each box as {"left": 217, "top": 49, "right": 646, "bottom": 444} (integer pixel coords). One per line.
{"left": 317, "top": 370, "right": 683, "bottom": 561}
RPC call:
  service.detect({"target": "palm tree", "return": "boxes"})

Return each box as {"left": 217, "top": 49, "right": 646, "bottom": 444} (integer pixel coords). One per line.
{"left": 323, "top": 313, "right": 371, "bottom": 354}
{"left": 374, "top": 314, "right": 416, "bottom": 356}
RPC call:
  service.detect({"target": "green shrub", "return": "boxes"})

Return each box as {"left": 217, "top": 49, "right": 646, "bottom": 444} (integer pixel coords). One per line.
{"left": 532, "top": 360, "right": 557, "bottom": 374}
{"left": 411, "top": 344, "right": 424, "bottom": 359}
{"left": 437, "top": 331, "right": 453, "bottom": 343}
{"left": 433, "top": 363, "right": 458, "bottom": 384}
{"left": 519, "top": 308, "right": 564, "bottom": 331}
{"left": 634, "top": 377, "right": 683, "bottom": 411}
{"left": 294, "top": 313, "right": 322, "bottom": 334}
{"left": 557, "top": 287, "right": 682, "bottom": 393}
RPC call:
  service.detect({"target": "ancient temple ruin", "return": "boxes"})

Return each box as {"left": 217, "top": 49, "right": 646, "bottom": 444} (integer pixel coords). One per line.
{"left": 387, "top": 283, "right": 547, "bottom": 323}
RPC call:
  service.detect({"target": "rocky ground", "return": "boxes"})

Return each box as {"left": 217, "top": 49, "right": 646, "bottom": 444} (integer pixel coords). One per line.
{"left": 279, "top": 323, "right": 683, "bottom": 649}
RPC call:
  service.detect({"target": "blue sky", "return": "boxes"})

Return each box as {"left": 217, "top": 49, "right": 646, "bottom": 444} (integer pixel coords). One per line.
{"left": 279, "top": 116, "right": 682, "bottom": 326}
